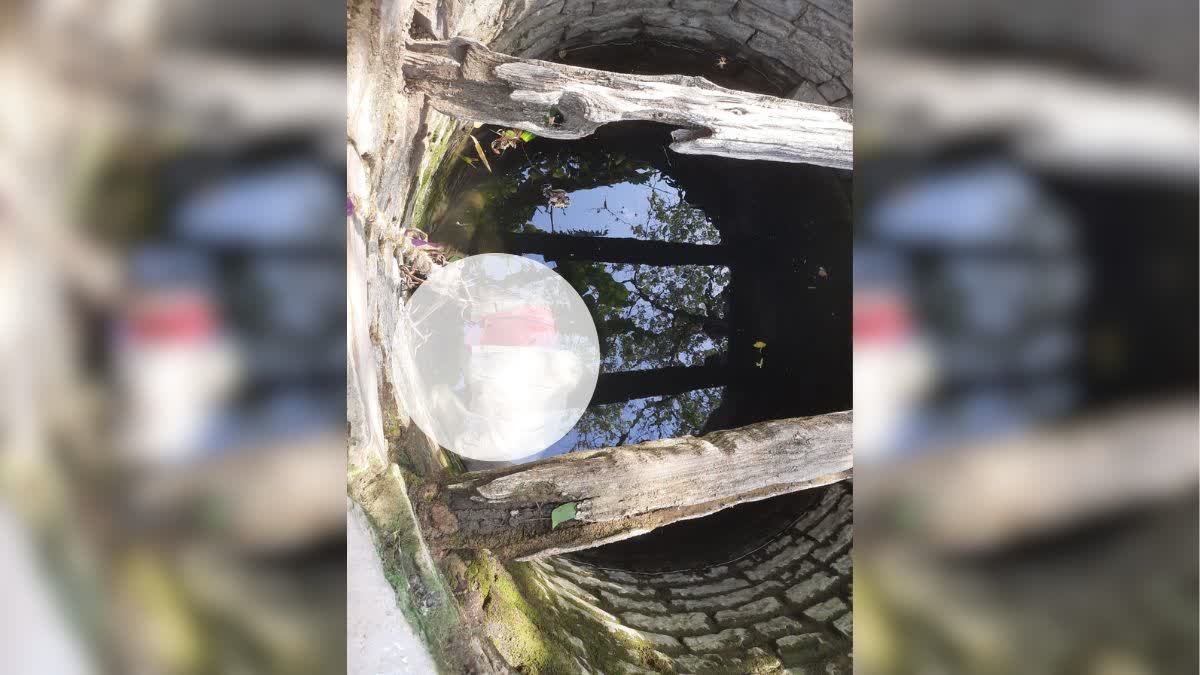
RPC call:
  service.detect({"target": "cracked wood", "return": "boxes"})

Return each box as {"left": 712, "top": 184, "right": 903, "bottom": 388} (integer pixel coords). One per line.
{"left": 402, "top": 38, "right": 852, "bottom": 169}
{"left": 416, "top": 411, "right": 852, "bottom": 560}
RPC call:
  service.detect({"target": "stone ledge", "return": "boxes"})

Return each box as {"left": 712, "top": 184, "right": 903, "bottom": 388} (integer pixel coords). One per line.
{"left": 563, "top": 10, "right": 643, "bottom": 41}
{"left": 562, "top": 0, "right": 593, "bottom": 15}
{"left": 593, "top": 0, "right": 634, "bottom": 15}
{"left": 601, "top": 590, "right": 670, "bottom": 614}
{"left": 671, "top": 0, "right": 738, "bottom": 13}
{"left": 806, "top": 498, "right": 848, "bottom": 541}
{"left": 777, "top": 633, "right": 830, "bottom": 665}
{"left": 760, "top": 532, "right": 797, "bottom": 557}
{"left": 732, "top": 1, "right": 795, "bottom": 40}
{"left": 804, "top": 0, "right": 851, "bottom": 25}
{"left": 803, "top": 596, "right": 847, "bottom": 622}
{"left": 674, "top": 653, "right": 726, "bottom": 673}
{"left": 556, "top": 568, "right": 660, "bottom": 598}
{"left": 714, "top": 596, "right": 786, "bottom": 627}
{"left": 646, "top": 566, "right": 729, "bottom": 585}
{"left": 754, "top": 615, "right": 805, "bottom": 640}
{"left": 637, "top": 630, "right": 687, "bottom": 655}
{"left": 830, "top": 552, "right": 851, "bottom": 576}
{"left": 742, "top": 537, "right": 815, "bottom": 581}
{"left": 833, "top": 612, "right": 852, "bottom": 638}
{"left": 668, "top": 576, "right": 752, "bottom": 598}
{"left": 674, "top": 580, "right": 785, "bottom": 611}
{"left": 759, "top": 0, "right": 813, "bottom": 21}
{"left": 812, "top": 522, "right": 851, "bottom": 561}
{"left": 792, "top": 486, "right": 843, "bottom": 533}
{"left": 682, "top": 627, "right": 753, "bottom": 653}
{"left": 817, "top": 78, "right": 849, "bottom": 106}
{"left": 689, "top": 15, "right": 757, "bottom": 43}
{"left": 622, "top": 611, "right": 712, "bottom": 635}
{"left": 793, "top": 4, "right": 851, "bottom": 60}
{"left": 785, "top": 571, "right": 838, "bottom": 607}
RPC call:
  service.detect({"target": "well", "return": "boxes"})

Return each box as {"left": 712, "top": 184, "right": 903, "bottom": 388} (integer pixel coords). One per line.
{"left": 347, "top": 1, "right": 854, "bottom": 673}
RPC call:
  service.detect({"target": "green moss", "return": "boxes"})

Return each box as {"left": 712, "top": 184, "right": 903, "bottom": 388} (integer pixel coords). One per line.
{"left": 409, "top": 114, "right": 467, "bottom": 235}
{"left": 504, "top": 563, "right": 676, "bottom": 674}
{"left": 461, "top": 554, "right": 582, "bottom": 674}
{"left": 350, "top": 450, "right": 677, "bottom": 674}
{"left": 351, "top": 467, "right": 465, "bottom": 672}
{"left": 438, "top": 449, "right": 468, "bottom": 476}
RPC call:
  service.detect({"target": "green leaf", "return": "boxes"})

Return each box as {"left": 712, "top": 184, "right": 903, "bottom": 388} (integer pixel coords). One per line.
{"left": 551, "top": 502, "right": 577, "bottom": 529}
{"left": 519, "top": 130, "right": 536, "bottom": 143}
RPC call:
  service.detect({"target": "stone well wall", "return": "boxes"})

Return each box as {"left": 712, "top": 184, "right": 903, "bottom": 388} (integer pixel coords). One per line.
{"left": 510, "top": 483, "right": 853, "bottom": 673}
{"left": 439, "top": 0, "right": 852, "bottom": 105}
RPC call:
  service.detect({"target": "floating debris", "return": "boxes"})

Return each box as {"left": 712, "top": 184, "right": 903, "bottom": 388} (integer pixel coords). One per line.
{"left": 542, "top": 185, "right": 571, "bottom": 209}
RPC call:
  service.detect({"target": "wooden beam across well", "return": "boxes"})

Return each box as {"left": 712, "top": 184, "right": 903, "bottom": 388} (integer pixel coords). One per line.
{"left": 492, "top": 231, "right": 732, "bottom": 267}
{"left": 412, "top": 411, "right": 852, "bottom": 560}
{"left": 589, "top": 364, "right": 731, "bottom": 406}
{"left": 402, "top": 38, "right": 853, "bottom": 169}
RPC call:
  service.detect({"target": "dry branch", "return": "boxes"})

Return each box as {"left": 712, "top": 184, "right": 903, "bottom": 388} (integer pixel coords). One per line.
{"left": 414, "top": 411, "right": 852, "bottom": 560}
{"left": 403, "top": 38, "right": 853, "bottom": 169}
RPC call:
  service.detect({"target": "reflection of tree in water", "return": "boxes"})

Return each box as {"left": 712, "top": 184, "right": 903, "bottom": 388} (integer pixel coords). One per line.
{"left": 560, "top": 262, "right": 727, "bottom": 370}
{"left": 571, "top": 387, "right": 725, "bottom": 450}
{"left": 430, "top": 145, "right": 653, "bottom": 249}
{"left": 559, "top": 257, "right": 728, "bottom": 450}
{"left": 433, "top": 129, "right": 738, "bottom": 454}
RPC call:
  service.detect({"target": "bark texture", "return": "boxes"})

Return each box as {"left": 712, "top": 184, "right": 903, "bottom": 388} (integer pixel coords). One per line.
{"left": 403, "top": 38, "right": 853, "bottom": 169}
{"left": 415, "top": 411, "right": 852, "bottom": 560}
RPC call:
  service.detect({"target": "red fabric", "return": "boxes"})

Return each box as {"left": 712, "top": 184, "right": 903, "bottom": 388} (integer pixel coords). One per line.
{"left": 128, "top": 299, "right": 218, "bottom": 342}
{"left": 479, "top": 306, "right": 557, "bottom": 347}
{"left": 854, "top": 295, "right": 911, "bottom": 343}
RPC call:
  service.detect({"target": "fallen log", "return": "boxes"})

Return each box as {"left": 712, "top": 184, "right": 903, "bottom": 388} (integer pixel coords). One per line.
{"left": 413, "top": 411, "right": 852, "bottom": 560}
{"left": 402, "top": 38, "right": 852, "bottom": 170}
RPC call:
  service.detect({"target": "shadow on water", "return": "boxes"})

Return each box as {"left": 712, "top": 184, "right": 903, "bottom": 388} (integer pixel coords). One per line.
{"left": 425, "top": 122, "right": 851, "bottom": 465}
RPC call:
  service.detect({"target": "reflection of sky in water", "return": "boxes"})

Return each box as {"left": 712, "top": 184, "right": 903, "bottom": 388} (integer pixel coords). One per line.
{"left": 521, "top": 177, "right": 726, "bottom": 457}
{"left": 445, "top": 150, "right": 732, "bottom": 462}
{"left": 527, "top": 173, "right": 718, "bottom": 244}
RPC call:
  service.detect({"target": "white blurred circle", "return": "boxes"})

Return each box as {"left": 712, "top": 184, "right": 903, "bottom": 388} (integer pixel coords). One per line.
{"left": 403, "top": 254, "right": 600, "bottom": 461}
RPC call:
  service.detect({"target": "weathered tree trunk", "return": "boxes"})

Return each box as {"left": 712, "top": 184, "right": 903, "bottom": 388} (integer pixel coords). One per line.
{"left": 590, "top": 363, "right": 730, "bottom": 406}
{"left": 403, "top": 38, "right": 853, "bottom": 169}
{"left": 491, "top": 231, "right": 730, "bottom": 266}
{"left": 413, "top": 411, "right": 852, "bottom": 560}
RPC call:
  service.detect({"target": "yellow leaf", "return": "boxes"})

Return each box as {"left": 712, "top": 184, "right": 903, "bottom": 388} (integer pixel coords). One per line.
{"left": 469, "top": 135, "right": 492, "bottom": 173}
{"left": 753, "top": 340, "right": 767, "bottom": 349}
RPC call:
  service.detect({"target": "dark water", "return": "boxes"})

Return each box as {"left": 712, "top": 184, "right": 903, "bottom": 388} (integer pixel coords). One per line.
{"left": 426, "top": 123, "right": 850, "bottom": 462}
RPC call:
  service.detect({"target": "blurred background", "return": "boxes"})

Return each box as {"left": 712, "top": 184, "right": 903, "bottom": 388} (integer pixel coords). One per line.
{"left": 853, "top": 0, "right": 1197, "bottom": 673}
{"left": 0, "top": 1, "right": 345, "bottom": 674}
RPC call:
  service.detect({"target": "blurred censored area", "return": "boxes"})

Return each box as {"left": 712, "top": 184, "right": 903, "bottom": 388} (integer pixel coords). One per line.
{"left": 0, "top": 2, "right": 345, "bottom": 674}
{"left": 853, "top": 1, "right": 1197, "bottom": 674}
